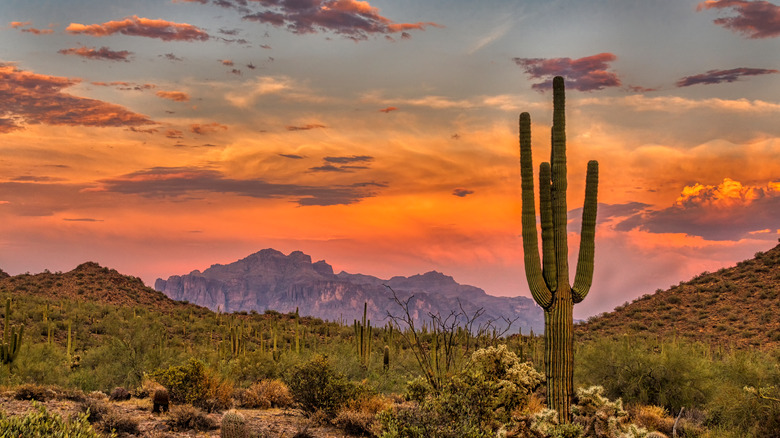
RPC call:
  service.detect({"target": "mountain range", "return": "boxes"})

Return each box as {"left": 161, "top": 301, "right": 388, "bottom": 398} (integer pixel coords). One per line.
{"left": 154, "top": 249, "right": 545, "bottom": 333}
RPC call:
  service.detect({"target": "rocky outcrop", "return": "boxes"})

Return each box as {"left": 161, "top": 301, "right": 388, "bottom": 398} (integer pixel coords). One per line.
{"left": 155, "top": 249, "right": 544, "bottom": 332}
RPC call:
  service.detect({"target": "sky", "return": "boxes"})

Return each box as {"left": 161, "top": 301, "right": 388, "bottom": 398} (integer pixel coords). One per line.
{"left": 1, "top": 0, "right": 779, "bottom": 319}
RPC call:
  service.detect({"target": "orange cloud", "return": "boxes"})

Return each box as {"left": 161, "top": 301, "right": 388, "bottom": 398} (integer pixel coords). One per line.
{"left": 220, "top": 59, "right": 234, "bottom": 66}
{"left": 66, "top": 15, "right": 210, "bottom": 41}
{"left": 155, "top": 90, "right": 190, "bottom": 102}
{"left": 10, "top": 21, "right": 31, "bottom": 28}
{"left": 190, "top": 122, "right": 228, "bottom": 135}
{"left": 58, "top": 46, "right": 133, "bottom": 62}
{"left": 10, "top": 21, "right": 54, "bottom": 34}
{"left": 0, "top": 63, "right": 154, "bottom": 132}
{"left": 379, "top": 106, "right": 398, "bottom": 113}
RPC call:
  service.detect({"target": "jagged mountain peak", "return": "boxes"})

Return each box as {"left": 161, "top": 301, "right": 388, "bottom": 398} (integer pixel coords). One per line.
{"left": 155, "top": 249, "right": 544, "bottom": 332}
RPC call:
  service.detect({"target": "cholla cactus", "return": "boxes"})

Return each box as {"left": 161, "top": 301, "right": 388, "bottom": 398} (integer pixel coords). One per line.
{"left": 220, "top": 409, "right": 248, "bottom": 438}
{"left": 519, "top": 75, "right": 599, "bottom": 422}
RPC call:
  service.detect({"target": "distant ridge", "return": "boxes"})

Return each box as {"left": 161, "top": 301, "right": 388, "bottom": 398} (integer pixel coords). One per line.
{"left": 155, "top": 249, "right": 545, "bottom": 333}
{"left": 576, "top": 243, "right": 780, "bottom": 349}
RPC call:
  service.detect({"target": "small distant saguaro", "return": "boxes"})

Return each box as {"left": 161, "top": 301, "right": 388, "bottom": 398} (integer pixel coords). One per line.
{"left": 518, "top": 76, "right": 599, "bottom": 423}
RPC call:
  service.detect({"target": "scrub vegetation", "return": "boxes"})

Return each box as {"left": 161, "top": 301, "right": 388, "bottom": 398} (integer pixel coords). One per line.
{"left": 0, "top": 244, "right": 779, "bottom": 437}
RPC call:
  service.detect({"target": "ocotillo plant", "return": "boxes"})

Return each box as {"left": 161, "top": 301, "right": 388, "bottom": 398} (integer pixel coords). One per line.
{"left": 519, "top": 76, "right": 598, "bottom": 422}
{"left": 1, "top": 298, "right": 24, "bottom": 372}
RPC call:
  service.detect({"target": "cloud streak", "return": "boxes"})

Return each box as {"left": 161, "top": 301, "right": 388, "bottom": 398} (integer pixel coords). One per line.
{"left": 241, "top": 0, "right": 441, "bottom": 40}
{"left": 286, "top": 124, "right": 326, "bottom": 131}
{"left": 0, "top": 64, "right": 154, "bottom": 133}
{"left": 97, "top": 166, "right": 382, "bottom": 206}
{"left": 190, "top": 122, "right": 228, "bottom": 134}
{"left": 513, "top": 53, "right": 621, "bottom": 91}
{"left": 676, "top": 67, "right": 779, "bottom": 87}
{"left": 697, "top": 0, "right": 780, "bottom": 39}
{"left": 155, "top": 90, "right": 190, "bottom": 102}
{"left": 58, "top": 46, "right": 133, "bottom": 62}
{"left": 66, "top": 15, "right": 210, "bottom": 41}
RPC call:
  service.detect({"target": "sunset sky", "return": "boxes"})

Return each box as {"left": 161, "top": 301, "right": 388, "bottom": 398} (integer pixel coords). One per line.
{"left": 1, "top": 0, "right": 779, "bottom": 318}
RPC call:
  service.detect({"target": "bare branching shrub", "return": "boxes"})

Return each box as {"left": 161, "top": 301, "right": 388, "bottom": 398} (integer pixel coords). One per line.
{"left": 168, "top": 405, "right": 217, "bottom": 432}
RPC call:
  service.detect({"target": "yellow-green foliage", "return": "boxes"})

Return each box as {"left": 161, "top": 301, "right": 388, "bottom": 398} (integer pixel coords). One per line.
{"left": 285, "top": 354, "right": 360, "bottom": 417}
{"left": 150, "top": 358, "right": 233, "bottom": 411}
{"left": 0, "top": 402, "right": 108, "bottom": 438}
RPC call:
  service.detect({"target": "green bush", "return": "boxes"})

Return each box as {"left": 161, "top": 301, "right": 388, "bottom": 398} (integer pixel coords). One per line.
{"left": 576, "top": 338, "right": 712, "bottom": 413}
{"left": 0, "top": 402, "right": 109, "bottom": 438}
{"left": 150, "top": 357, "right": 233, "bottom": 411}
{"left": 284, "top": 354, "right": 360, "bottom": 417}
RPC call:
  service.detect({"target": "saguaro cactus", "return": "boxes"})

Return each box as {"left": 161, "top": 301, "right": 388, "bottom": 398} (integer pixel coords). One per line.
{"left": 1, "top": 298, "right": 24, "bottom": 372}
{"left": 519, "top": 76, "right": 598, "bottom": 422}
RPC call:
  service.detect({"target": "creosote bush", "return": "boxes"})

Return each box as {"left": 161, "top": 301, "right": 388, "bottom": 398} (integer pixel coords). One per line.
{"left": 150, "top": 358, "right": 233, "bottom": 412}
{"left": 285, "top": 354, "right": 361, "bottom": 418}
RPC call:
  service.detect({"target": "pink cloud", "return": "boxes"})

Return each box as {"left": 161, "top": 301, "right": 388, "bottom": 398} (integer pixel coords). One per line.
{"left": 0, "top": 63, "right": 154, "bottom": 133}
{"left": 513, "top": 53, "right": 621, "bottom": 92}
{"left": 58, "top": 46, "right": 133, "bottom": 62}
{"left": 155, "top": 90, "right": 190, "bottom": 102}
{"left": 66, "top": 15, "right": 210, "bottom": 42}
{"left": 190, "top": 122, "right": 228, "bottom": 135}
{"left": 242, "top": 0, "right": 441, "bottom": 40}
{"left": 10, "top": 21, "right": 55, "bottom": 34}
{"left": 697, "top": 0, "right": 780, "bottom": 39}
{"left": 676, "top": 67, "right": 779, "bottom": 86}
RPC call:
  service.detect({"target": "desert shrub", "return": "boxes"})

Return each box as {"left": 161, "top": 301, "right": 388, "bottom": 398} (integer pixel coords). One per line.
{"left": 629, "top": 405, "right": 674, "bottom": 436}
{"left": 333, "top": 394, "right": 393, "bottom": 436}
{"left": 13, "top": 343, "right": 70, "bottom": 386}
{"left": 285, "top": 354, "right": 360, "bottom": 418}
{"left": 0, "top": 402, "right": 104, "bottom": 438}
{"left": 109, "top": 386, "right": 131, "bottom": 401}
{"left": 151, "top": 358, "right": 233, "bottom": 412}
{"left": 576, "top": 338, "right": 712, "bottom": 413}
{"left": 14, "top": 383, "right": 56, "bottom": 401}
{"left": 100, "top": 410, "right": 140, "bottom": 435}
{"left": 78, "top": 397, "right": 110, "bottom": 422}
{"left": 168, "top": 405, "right": 217, "bottom": 431}
{"left": 378, "top": 345, "right": 544, "bottom": 438}
{"left": 236, "top": 379, "right": 293, "bottom": 409}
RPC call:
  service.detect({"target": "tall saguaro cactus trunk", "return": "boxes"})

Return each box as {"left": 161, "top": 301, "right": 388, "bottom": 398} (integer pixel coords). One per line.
{"left": 519, "top": 76, "right": 599, "bottom": 423}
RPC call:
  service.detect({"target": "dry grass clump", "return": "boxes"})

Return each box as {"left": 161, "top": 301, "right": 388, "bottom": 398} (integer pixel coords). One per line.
{"left": 629, "top": 404, "right": 675, "bottom": 435}
{"left": 332, "top": 394, "right": 393, "bottom": 436}
{"left": 168, "top": 405, "right": 217, "bottom": 432}
{"left": 236, "top": 379, "right": 293, "bottom": 409}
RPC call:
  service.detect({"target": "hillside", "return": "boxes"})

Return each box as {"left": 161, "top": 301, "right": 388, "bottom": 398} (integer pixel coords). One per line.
{"left": 155, "top": 249, "right": 544, "bottom": 333}
{"left": 0, "top": 262, "right": 194, "bottom": 313}
{"left": 576, "top": 242, "right": 780, "bottom": 349}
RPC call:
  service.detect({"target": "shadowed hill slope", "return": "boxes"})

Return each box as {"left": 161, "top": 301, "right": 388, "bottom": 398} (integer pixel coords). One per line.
{"left": 576, "top": 242, "right": 780, "bottom": 350}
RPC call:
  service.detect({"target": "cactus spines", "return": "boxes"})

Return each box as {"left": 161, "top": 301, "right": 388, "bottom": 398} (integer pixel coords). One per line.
{"left": 221, "top": 409, "right": 248, "bottom": 438}
{"left": 519, "top": 76, "right": 599, "bottom": 423}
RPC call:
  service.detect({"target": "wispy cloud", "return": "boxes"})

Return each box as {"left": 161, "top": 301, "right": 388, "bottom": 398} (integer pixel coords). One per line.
{"left": 155, "top": 90, "right": 190, "bottom": 102}
{"left": 97, "top": 166, "right": 382, "bottom": 206}
{"left": 676, "top": 67, "right": 779, "bottom": 87}
{"left": 190, "top": 122, "right": 228, "bottom": 135}
{"left": 58, "top": 46, "right": 133, "bottom": 62}
{"left": 242, "top": 0, "right": 441, "bottom": 41}
{"left": 286, "top": 124, "right": 327, "bottom": 131}
{"left": 10, "top": 21, "right": 55, "bottom": 34}
{"left": 324, "top": 155, "right": 373, "bottom": 164}
{"left": 66, "top": 15, "right": 210, "bottom": 41}
{"left": 0, "top": 63, "right": 154, "bottom": 133}
{"left": 513, "top": 53, "right": 621, "bottom": 92}
{"left": 467, "top": 19, "right": 512, "bottom": 55}
{"left": 452, "top": 188, "right": 474, "bottom": 197}
{"left": 697, "top": 0, "right": 780, "bottom": 39}
{"left": 379, "top": 106, "right": 398, "bottom": 113}
{"left": 279, "top": 153, "right": 305, "bottom": 159}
